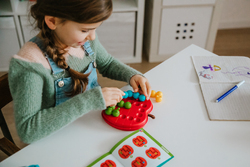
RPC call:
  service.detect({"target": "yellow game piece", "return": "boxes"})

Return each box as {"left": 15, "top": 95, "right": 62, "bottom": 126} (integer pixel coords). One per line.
{"left": 155, "top": 91, "right": 163, "bottom": 97}
{"left": 151, "top": 90, "right": 156, "bottom": 97}
{"left": 156, "top": 96, "right": 162, "bottom": 102}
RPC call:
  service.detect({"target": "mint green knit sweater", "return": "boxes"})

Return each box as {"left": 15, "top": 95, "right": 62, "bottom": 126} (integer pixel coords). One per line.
{"left": 8, "top": 35, "right": 141, "bottom": 144}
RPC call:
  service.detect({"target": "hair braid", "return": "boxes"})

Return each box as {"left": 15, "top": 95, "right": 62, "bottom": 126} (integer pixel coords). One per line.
{"left": 41, "top": 21, "right": 90, "bottom": 96}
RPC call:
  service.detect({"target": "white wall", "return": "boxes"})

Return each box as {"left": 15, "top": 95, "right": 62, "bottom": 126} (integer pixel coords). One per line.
{"left": 219, "top": 0, "right": 250, "bottom": 29}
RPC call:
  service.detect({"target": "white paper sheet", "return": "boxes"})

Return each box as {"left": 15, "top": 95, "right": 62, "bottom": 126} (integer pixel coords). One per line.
{"left": 192, "top": 56, "right": 250, "bottom": 121}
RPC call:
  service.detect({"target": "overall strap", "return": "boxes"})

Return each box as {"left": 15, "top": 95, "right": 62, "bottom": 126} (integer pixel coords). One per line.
{"left": 83, "top": 41, "right": 94, "bottom": 56}
{"left": 83, "top": 41, "right": 97, "bottom": 68}
{"left": 29, "top": 36, "right": 64, "bottom": 74}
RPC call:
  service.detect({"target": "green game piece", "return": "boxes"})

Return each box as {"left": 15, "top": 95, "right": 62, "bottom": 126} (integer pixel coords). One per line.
{"left": 112, "top": 109, "right": 120, "bottom": 117}
{"left": 105, "top": 107, "right": 113, "bottom": 115}
{"left": 110, "top": 106, "right": 116, "bottom": 110}
{"left": 117, "top": 100, "right": 124, "bottom": 107}
{"left": 124, "top": 102, "right": 132, "bottom": 109}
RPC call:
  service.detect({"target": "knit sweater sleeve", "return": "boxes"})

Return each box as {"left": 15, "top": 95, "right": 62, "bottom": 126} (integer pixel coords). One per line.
{"left": 92, "top": 35, "right": 143, "bottom": 84}
{"left": 8, "top": 58, "right": 106, "bottom": 144}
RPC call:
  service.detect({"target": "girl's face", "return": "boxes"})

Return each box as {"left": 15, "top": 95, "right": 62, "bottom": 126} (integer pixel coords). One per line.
{"left": 54, "top": 19, "right": 102, "bottom": 48}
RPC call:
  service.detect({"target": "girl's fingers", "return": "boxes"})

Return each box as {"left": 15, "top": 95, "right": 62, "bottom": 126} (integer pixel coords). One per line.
{"left": 146, "top": 82, "right": 151, "bottom": 99}
{"left": 139, "top": 82, "right": 148, "bottom": 98}
{"left": 102, "top": 87, "right": 126, "bottom": 107}
{"left": 130, "top": 79, "right": 139, "bottom": 92}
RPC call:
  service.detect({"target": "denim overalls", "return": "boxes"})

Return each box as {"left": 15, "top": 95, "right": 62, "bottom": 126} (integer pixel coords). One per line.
{"left": 30, "top": 37, "right": 99, "bottom": 106}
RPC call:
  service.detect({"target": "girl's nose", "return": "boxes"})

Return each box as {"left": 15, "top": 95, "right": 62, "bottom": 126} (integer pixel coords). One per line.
{"left": 86, "top": 30, "right": 96, "bottom": 41}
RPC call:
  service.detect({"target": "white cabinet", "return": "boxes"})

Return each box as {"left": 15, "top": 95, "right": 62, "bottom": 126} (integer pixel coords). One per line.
{"left": 0, "top": 17, "right": 20, "bottom": 71}
{"left": 19, "top": 16, "right": 38, "bottom": 43}
{"left": 159, "top": 6, "right": 213, "bottom": 55}
{"left": 97, "top": 12, "right": 136, "bottom": 61}
{"left": 144, "top": 0, "right": 224, "bottom": 62}
{"left": 0, "top": 0, "right": 144, "bottom": 71}
{"left": 162, "top": 0, "right": 217, "bottom": 6}
{"left": 98, "top": 0, "right": 145, "bottom": 63}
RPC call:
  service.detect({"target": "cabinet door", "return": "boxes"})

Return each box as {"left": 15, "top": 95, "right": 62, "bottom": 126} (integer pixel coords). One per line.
{"left": 158, "top": 6, "right": 213, "bottom": 55}
{"left": 0, "top": 17, "right": 20, "bottom": 71}
{"left": 19, "top": 16, "right": 39, "bottom": 42}
{"left": 96, "top": 12, "right": 136, "bottom": 60}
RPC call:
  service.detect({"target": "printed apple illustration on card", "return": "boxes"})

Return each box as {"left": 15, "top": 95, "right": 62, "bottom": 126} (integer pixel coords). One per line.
{"left": 102, "top": 97, "right": 153, "bottom": 131}
{"left": 101, "top": 160, "right": 116, "bottom": 167}
{"left": 146, "top": 147, "right": 161, "bottom": 159}
{"left": 118, "top": 145, "right": 134, "bottom": 159}
{"left": 133, "top": 136, "right": 147, "bottom": 147}
{"left": 131, "top": 157, "right": 147, "bottom": 167}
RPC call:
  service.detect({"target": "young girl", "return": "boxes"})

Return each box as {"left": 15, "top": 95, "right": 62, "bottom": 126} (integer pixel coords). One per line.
{"left": 8, "top": 0, "right": 151, "bottom": 144}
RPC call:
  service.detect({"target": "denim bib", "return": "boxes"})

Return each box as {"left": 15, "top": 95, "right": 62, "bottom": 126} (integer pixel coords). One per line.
{"left": 30, "top": 36, "right": 99, "bottom": 106}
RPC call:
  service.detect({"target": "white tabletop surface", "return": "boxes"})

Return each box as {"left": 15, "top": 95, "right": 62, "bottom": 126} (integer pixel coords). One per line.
{"left": 1, "top": 44, "right": 250, "bottom": 167}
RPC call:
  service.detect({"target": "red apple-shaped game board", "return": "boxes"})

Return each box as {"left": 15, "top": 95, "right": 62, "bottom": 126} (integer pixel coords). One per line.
{"left": 102, "top": 97, "right": 153, "bottom": 131}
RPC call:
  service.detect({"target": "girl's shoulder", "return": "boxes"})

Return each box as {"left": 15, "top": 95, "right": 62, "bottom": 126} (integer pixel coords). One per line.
{"left": 13, "top": 40, "right": 50, "bottom": 70}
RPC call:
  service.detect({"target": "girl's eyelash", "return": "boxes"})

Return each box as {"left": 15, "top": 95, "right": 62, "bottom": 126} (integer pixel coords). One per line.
{"left": 82, "top": 30, "right": 89, "bottom": 33}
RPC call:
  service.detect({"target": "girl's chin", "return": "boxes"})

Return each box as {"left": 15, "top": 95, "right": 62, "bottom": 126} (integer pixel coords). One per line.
{"left": 71, "top": 44, "right": 82, "bottom": 48}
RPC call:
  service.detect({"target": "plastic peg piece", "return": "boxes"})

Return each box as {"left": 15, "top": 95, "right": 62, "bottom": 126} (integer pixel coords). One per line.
{"left": 139, "top": 94, "right": 146, "bottom": 102}
{"left": 123, "top": 91, "right": 128, "bottom": 99}
{"left": 151, "top": 90, "right": 156, "bottom": 97}
{"left": 117, "top": 100, "right": 125, "bottom": 107}
{"left": 124, "top": 102, "right": 132, "bottom": 109}
{"left": 133, "top": 92, "right": 140, "bottom": 99}
{"left": 127, "top": 90, "right": 133, "bottom": 97}
{"left": 155, "top": 91, "right": 163, "bottom": 97}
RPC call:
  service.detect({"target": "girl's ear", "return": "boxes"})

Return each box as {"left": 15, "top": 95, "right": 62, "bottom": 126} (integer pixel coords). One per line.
{"left": 44, "top": 16, "right": 57, "bottom": 30}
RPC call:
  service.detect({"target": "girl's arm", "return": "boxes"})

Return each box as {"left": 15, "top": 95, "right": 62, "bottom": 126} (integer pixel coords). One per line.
{"left": 92, "top": 35, "right": 151, "bottom": 98}
{"left": 8, "top": 59, "right": 106, "bottom": 144}
{"left": 92, "top": 35, "right": 143, "bottom": 84}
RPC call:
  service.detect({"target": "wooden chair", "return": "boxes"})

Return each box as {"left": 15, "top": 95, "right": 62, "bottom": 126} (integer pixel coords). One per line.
{"left": 0, "top": 73, "right": 20, "bottom": 156}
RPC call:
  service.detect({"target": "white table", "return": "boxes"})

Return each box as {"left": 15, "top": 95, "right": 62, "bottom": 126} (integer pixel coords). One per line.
{"left": 1, "top": 45, "right": 250, "bottom": 167}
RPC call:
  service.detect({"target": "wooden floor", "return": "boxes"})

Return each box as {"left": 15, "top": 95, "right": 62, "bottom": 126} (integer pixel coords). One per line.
{"left": 0, "top": 28, "right": 250, "bottom": 161}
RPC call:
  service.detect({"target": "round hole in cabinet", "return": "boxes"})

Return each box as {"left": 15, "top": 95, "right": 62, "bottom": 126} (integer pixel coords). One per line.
{"left": 177, "top": 23, "right": 181, "bottom": 27}
{"left": 182, "top": 36, "right": 186, "bottom": 39}
{"left": 176, "top": 37, "right": 179, "bottom": 40}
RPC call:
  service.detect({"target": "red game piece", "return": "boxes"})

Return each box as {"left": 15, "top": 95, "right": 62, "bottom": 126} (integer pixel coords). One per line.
{"left": 102, "top": 97, "right": 153, "bottom": 131}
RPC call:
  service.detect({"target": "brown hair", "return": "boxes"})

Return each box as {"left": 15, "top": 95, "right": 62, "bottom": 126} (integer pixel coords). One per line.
{"left": 30, "top": 0, "right": 113, "bottom": 96}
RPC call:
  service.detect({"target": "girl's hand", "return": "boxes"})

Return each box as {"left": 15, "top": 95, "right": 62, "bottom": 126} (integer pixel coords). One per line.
{"left": 130, "top": 75, "right": 151, "bottom": 100}
{"left": 102, "top": 87, "right": 125, "bottom": 107}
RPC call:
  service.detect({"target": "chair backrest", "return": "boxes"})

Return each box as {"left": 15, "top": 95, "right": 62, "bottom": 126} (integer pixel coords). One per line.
{"left": 0, "top": 73, "right": 14, "bottom": 143}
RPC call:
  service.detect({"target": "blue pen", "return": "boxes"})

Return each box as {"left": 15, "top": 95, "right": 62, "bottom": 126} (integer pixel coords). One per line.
{"left": 216, "top": 80, "right": 245, "bottom": 103}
